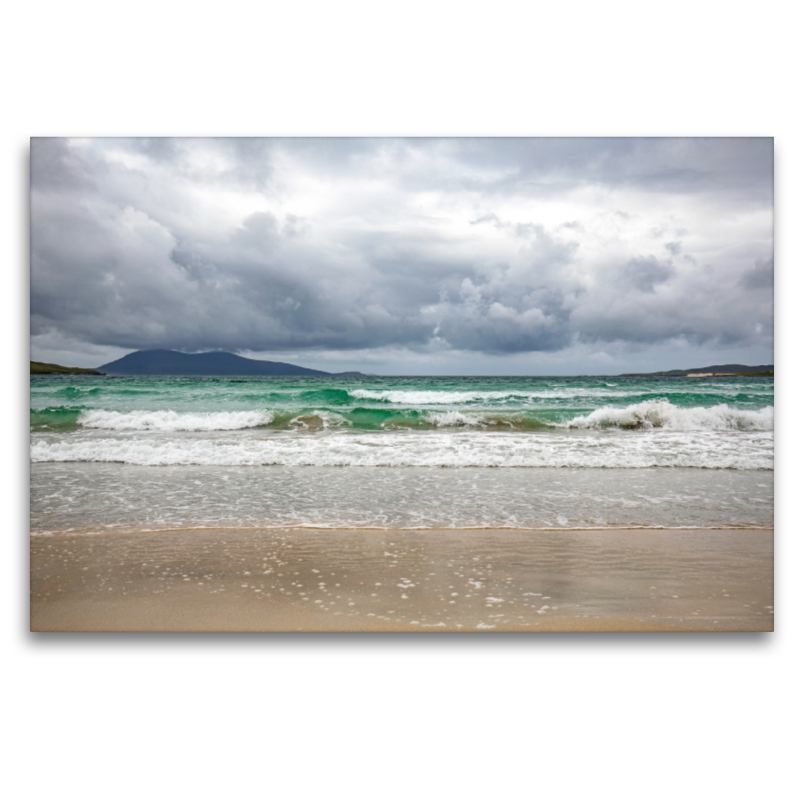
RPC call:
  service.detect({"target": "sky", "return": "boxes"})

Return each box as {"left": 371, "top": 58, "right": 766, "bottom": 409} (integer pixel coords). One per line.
{"left": 30, "top": 137, "right": 774, "bottom": 375}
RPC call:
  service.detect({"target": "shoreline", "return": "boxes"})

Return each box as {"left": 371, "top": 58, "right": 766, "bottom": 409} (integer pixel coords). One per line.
{"left": 31, "top": 523, "right": 775, "bottom": 536}
{"left": 30, "top": 526, "right": 774, "bottom": 632}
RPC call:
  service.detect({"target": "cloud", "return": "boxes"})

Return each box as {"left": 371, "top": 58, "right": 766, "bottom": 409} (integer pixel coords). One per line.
{"left": 738, "top": 257, "right": 774, "bottom": 290}
{"left": 620, "top": 256, "right": 675, "bottom": 293}
{"left": 30, "top": 137, "right": 774, "bottom": 367}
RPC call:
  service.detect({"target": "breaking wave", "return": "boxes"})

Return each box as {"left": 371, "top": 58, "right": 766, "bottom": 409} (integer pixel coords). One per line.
{"left": 349, "top": 388, "right": 636, "bottom": 404}
{"left": 77, "top": 409, "right": 275, "bottom": 431}
{"left": 562, "top": 401, "right": 773, "bottom": 431}
{"left": 30, "top": 429, "right": 773, "bottom": 469}
{"left": 351, "top": 389, "right": 519, "bottom": 404}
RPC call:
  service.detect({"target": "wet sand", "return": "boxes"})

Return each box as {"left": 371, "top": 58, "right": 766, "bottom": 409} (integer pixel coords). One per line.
{"left": 30, "top": 527, "right": 774, "bottom": 632}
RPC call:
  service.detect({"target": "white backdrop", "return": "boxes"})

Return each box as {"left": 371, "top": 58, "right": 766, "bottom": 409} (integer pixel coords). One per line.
{"left": 6, "top": 2, "right": 796, "bottom": 797}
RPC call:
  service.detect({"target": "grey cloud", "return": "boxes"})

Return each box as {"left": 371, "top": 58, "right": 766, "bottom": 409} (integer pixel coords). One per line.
{"left": 422, "top": 278, "right": 572, "bottom": 354}
{"left": 738, "top": 258, "right": 774, "bottom": 290}
{"left": 30, "top": 137, "right": 96, "bottom": 192}
{"left": 405, "top": 137, "right": 773, "bottom": 204}
{"left": 30, "top": 137, "right": 774, "bottom": 364}
{"left": 470, "top": 214, "right": 502, "bottom": 226}
{"left": 620, "top": 256, "right": 675, "bottom": 293}
{"left": 572, "top": 262, "right": 773, "bottom": 351}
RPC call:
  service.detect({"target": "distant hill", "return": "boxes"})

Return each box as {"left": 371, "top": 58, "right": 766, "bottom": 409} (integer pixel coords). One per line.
{"left": 96, "top": 349, "right": 363, "bottom": 377}
{"left": 31, "top": 361, "right": 104, "bottom": 375}
{"left": 620, "top": 364, "right": 773, "bottom": 377}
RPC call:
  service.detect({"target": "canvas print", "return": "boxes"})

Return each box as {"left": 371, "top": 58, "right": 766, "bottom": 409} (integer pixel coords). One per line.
{"left": 30, "top": 137, "right": 773, "bottom": 632}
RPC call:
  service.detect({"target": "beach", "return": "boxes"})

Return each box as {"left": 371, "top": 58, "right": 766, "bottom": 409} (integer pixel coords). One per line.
{"left": 30, "top": 373, "right": 774, "bottom": 632}
{"left": 31, "top": 526, "right": 773, "bottom": 632}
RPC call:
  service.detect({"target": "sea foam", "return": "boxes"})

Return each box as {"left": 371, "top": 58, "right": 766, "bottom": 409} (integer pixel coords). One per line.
{"left": 350, "top": 388, "right": 633, "bottom": 404}
{"left": 563, "top": 401, "right": 773, "bottom": 431}
{"left": 30, "top": 429, "right": 774, "bottom": 469}
{"left": 77, "top": 409, "right": 274, "bottom": 431}
{"left": 425, "top": 410, "right": 487, "bottom": 427}
{"left": 350, "top": 389, "right": 517, "bottom": 404}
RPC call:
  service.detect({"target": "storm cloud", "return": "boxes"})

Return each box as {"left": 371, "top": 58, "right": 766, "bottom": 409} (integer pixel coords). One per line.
{"left": 30, "top": 137, "right": 773, "bottom": 372}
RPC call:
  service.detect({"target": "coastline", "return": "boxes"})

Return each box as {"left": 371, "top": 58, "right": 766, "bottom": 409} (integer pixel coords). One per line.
{"left": 30, "top": 526, "right": 774, "bottom": 632}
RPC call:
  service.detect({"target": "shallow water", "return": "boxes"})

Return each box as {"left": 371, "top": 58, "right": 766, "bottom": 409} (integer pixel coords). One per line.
{"left": 30, "top": 463, "right": 773, "bottom": 534}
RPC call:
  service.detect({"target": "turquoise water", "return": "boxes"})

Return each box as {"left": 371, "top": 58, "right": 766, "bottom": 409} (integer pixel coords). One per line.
{"left": 30, "top": 374, "right": 773, "bottom": 531}
{"left": 31, "top": 374, "right": 774, "bottom": 434}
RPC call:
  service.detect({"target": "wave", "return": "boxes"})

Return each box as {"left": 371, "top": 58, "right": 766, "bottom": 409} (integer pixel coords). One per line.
{"left": 562, "top": 401, "right": 773, "bottom": 431}
{"left": 286, "top": 411, "right": 350, "bottom": 430}
{"left": 32, "top": 385, "right": 174, "bottom": 399}
{"left": 32, "top": 401, "right": 774, "bottom": 434}
{"left": 77, "top": 409, "right": 275, "bottom": 431}
{"left": 296, "top": 388, "right": 354, "bottom": 406}
{"left": 351, "top": 389, "right": 491, "bottom": 404}
{"left": 349, "top": 388, "right": 629, "bottom": 404}
{"left": 348, "top": 387, "right": 774, "bottom": 406}
{"left": 425, "top": 410, "right": 486, "bottom": 427}
{"left": 50, "top": 386, "right": 104, "bottom": 398}
{"left": 417, "top": 411, "right": 549, "bottom": 429}
{"left": 30, "top": 430, "right": 774, "bottom": 469}
{"left": 30, "top": 406, "right": 86, "bottom": 431}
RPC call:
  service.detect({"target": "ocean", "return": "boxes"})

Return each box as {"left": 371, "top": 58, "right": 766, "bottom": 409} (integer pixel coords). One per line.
{"left": 30, "top": 374, "right": 774, "bottom": 535}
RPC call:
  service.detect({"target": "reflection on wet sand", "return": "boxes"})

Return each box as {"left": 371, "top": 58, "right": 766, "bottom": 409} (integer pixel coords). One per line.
{"left": 31, "top": 527, "right": 773, "bottom": 632}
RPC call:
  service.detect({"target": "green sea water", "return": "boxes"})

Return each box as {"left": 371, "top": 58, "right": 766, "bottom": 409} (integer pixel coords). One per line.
{"left": 30, "top": 374, "right": 774, "bottom": 434}
{"left": 30, "top": 374, "right": 774, "bottom": 532}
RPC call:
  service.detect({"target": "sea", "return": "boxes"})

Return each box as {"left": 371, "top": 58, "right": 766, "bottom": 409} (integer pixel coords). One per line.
{"left": 30, "top": 374, "right": 774, "bottom": 535}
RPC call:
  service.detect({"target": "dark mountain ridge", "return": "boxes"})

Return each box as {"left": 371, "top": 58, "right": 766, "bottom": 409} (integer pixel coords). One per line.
{"left": 97, "top": 350, "right": 362, "bottom": 377}
{"left": 620, "top": 364, "right": 773, "bottom": 377}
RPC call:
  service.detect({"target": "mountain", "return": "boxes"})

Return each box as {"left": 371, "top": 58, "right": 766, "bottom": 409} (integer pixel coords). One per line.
{"left": 97, "top": 350, "right": 356, "bottom": 376}
{"left": 620, "top": 364, "right": 773, "bottom": 377}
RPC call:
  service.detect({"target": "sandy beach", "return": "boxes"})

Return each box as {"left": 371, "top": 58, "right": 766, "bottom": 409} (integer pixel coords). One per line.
{"left": 30, "top": 527, "right": 773, "bottom": 632}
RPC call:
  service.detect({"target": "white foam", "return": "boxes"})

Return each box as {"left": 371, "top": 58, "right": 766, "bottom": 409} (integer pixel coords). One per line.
{"left": 351, "top": 388, "right": 635, "bottom": 404}
{"left": 563, "top": 401, "right": 773, "bottom": 431}
{"left": 30, "top": 428, "right": 774, "bottom": 469}
{"left": 348, "top": 386, "right": 771, "bottom": 405}
{"left": 77, "top": 409, "right": 274, "bottom": 432}
{"left": 351, "top": 389, "right": 514, "bottom": 404}
{"left": 425, "top": 410, "right": 487, "bottom": 427}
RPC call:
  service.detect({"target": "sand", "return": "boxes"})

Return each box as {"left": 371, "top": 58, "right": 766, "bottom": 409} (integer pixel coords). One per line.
{"left": 30, "top": 527, "right": 774, "bottom": 632}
